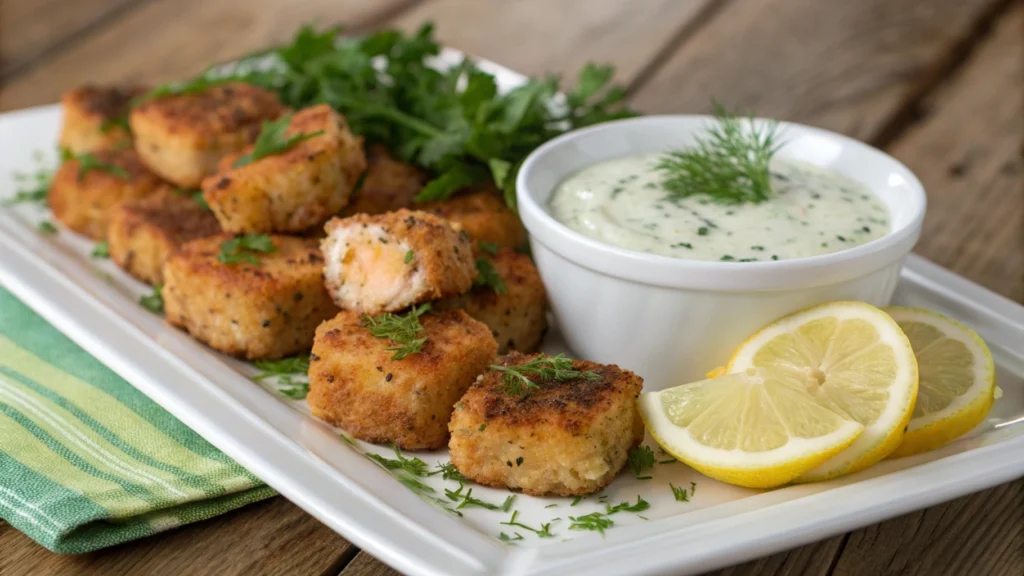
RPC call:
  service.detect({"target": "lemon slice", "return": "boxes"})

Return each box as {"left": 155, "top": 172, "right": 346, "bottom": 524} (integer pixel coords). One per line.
{"left": 885, "top": 307, "right": 996, "bottom": 458}
{"left": 726, "top": 301, "right": 918, "bottom": 482}
{"left": 637, "top": 368, "right": 863, "bottom": 488}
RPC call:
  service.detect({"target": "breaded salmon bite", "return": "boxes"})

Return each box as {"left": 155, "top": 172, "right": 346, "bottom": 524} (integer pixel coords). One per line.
{"left": 340, "top": 144, "right": 428, "bottom": 216}
{"left": 308, "top": 308, "right": 497, "bottom": 450}
{"left": 201, "top": 105, "right": 366, "bottom": 234}
{"left": 130, "top": 82, "right": 284, "bottom": 188}
{"left": 107, "top": 188, "right": 221, "bottom": 285}
{"left": 321, "top": 209, "right": 476, "bottom": 315}
{"left": 436, "top": 249, "right": 547, "bottom": 353}
{"left": 448, "top": 352, "right": 644, "bottom": 496}
{"left": 48, "top": 148, "right": 162, "bottom": 239}
{"left": 59, "top": 84, "right": 147, "bottom": 154}
{"left": 162, "top": 235, "right": 338, "bottom": 359}
{"left": 420, "top": 186, "right": 527, "bottom": 251}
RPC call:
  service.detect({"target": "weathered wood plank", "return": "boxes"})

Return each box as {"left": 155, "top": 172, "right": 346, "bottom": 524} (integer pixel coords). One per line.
{"left": 831, "top": 480, "right": 1024, "bottom": 575}
{"left": 629, "top": 0, "right": 1008, "bottom": 142}
{"left": 0, "top": 0, "right": 145, "bottom": 79}
{"left": 0, "top": 0, "right": 418, "bottom": 112}
{"left": 339, "top": 552, "right": 401, "bottom": 576}
{"left": 392, "top": 0, "right": 718, "bottom": 82}
{"left": 0, "top": 496, "right": 354, "bottom": 576}
{"left": 887, "top": 2, "right": 1023, "bottom": 302}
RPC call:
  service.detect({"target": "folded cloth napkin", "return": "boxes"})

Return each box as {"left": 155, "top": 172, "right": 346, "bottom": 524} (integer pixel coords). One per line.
{"left": 0, "top": 286, "right": 275, "bottom": 553}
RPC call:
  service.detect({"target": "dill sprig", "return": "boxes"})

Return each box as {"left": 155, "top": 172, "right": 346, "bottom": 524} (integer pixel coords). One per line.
{"left": 627, "top": 445, "right": 655, "bottom": 479}
{"left": 218, "top": 234, "right": 276, "bottom": 265}
{"left": 366, "top": 445, "right": 431, "bottom": 477}
{"left": 671, "top": 481, "right": 698, "bottom": 502}
{"left": 500, "top": 510, "right": 554, "bottom": 538}
{"left": 444, "top": 485, "right": 515, "bottom": 512}
{"left": 361, "top": 303, "right": 432, "bottom": 360}
{"left": 656, "top": 103, "right": 782, "bottom": 205}
{"left": 429, "top": 462, "right": 470, "bottom": 483}
{"left": 473, "top": 258, "right": 506, "bottom": 294}
{"left": 568, "top": 496, "right": 650, "bottom": 536}
{"left": 5, "top": 152, "right": 58, "bottom": 206}
{"left": 489, "top": 354, "right": 600, "bottom": 397}
{"left": 140, "top": 284, "right": 164, "bottom": 314}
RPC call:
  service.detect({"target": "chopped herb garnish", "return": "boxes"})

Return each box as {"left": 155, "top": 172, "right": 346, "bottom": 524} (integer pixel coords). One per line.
{"left": 500, "top": 510, "right": 553, "bottom": 538}
{"left": 275, "top": 375, "right": 310, "bottom": 399}
{"left": 91, "top": 241, "right": 110, "bottom": 258}
{"left": 444, "top": 486, "right": 515, "bottom": 511}
{"left": 140, "top": 284, "right": 164, "bottom": 313}
{"left": 404, "top": 249, "right": 415, "bottom": 263}
{"left": 477, "top": 241, "right": 499, "bottom": 256}
{"left": 37, "top": 221, "right": 58, "bottom": 235}
{"left": 218, "top": 234, "right": 276, "bottom": 265}
{"left": 545, "top": 504, "right": 559, "bottom": 509}
{"left": 720, "top": 255, "right": 735, "bottom": 261}
{"left": 569, "top": 512, "right": 614, "bottom": 535}
{"left": 498, "top": 532, "right": 524, "bottom": 543}
{"left": 473, "top": 258, "right": 507, "bottom": 294}
{"left": 5, "top": 153, "right": 57, "bottom": 206}
{"left": 252, "top": 356, "right": 311, "bottom": 380}
{"left": 672, "top": 242, "right": 693, "bottom": 249}
{"left": 571, "top": 496, "right": 584, "bottom": 506}
{"left": 627, "top": 445, "right": 655, "bottom": 478}
{"left": 361, "top": 303, "right": 432, "bottom": 360}
{"left": 429, "top": 462, "right": 469, "bottom": 483}
{"left": 656, "top": 103, "right": 782, "bottom": 205}
{"left": 605, "top": 496, "right": 650, "bottom": 514}
{"left": 366, "top": 444, "right": 430, "bottom": 477}
{"left": 490, "top": 353, "right": 600, "bottom": 397}
{"left": 671, "top": 481, "right": 698, "bottom": 502}
{"left": 697, "top": 226, "right": 709, "bottom": 236}
{"left": 66, "top": 150, "right": 131, "bottom": 181}
{"left": 232, "top": 114, "right": 324, "bottom": 168}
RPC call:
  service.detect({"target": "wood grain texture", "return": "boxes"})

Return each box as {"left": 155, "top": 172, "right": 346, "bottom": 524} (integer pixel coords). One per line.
{"left": 0, "top": 0, "right": 418, "bottom": 112}
{"left": 392, "top": 0, "right": 717, "bottom": 82}
{"left": 887, "top": 2, "right": 1024, "bottom": 302}
{"left": 339, "top": 552, "right": 401, "bottom": 576}
{"left": 629, "top": 0, "right": 1007, "bottom": 141}
{"left": 0, "top": 0, "right": 144, "bottom": 79}
{"left": 0, "top": 496, "right": 353, "bottom": 576}
{"left": 831, "top": 480, "right": 1024, "bottom": 576}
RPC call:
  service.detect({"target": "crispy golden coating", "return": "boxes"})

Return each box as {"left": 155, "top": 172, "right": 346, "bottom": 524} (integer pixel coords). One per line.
{"left": 130, "top": 83, "right": 284, "bottom": 187}
{"left": 436, "top": 249, "right": 547, "bottom": 353}
{"left": 108, "top": 188, "right": 222, "bottom": 285}
{"left": 340, "top": 144, "right": 429, "bottom": 216}
{"left": 59, "top": 84, "right": 147, "bottom": 154}
{"left": 202, "top": 105, "right": 366, "bottom": 234}
{"left": 48, "top": 148, "right": 162, "bottom": 239}
{"left": 162, "top": 235, "right": 338, "bottom": 359}
{"left": 419, "top": 186, "right": 527, "bottom": 251}
{"left": 308, "top": 309, "right": 497, "bottom": 450}
{"left": 448, "top": 352, "right": 644, "bottom": 496}
{"left": 321, "top": 209, "right": 476, "bottom": 315}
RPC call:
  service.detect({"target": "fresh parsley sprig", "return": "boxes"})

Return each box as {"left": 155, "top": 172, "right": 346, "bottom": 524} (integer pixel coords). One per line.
{"left": 218, "top": 234, "right": 276, "bottom": 265}
{"left": 490, "top": 354, "right": 600, "bottom": 397}
{"left": 361, "top": 303, "right": 432, "bottom": 360}
{"left": 232, "top": 114, "right": 325, "bottom": 168}
{"left": 62, "top": 149, "right": 131, "bottom": 182}
{"left": 141, "top": 24, "right": 633, "bottom": 210}
{"left": 656, "top": 103, "right": 782, "bottom": 205}
{"left": 140, "top": 284, "right": 164, "bottom": 313}
{"left": 473, "top": 258, "right": 506, "bottom": 294}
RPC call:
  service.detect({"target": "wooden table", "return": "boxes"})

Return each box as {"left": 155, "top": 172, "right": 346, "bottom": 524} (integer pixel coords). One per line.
{"left": 0, "top": 0, "right": 1021, "bottom": 574}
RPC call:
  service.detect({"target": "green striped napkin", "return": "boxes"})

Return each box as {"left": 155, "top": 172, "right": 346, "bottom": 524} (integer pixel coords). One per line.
{"left": 0, "top": 286, "right": 276, "bottom": 553}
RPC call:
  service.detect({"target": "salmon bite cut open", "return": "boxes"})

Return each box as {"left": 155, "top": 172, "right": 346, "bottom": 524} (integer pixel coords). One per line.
{"left": 320, "top": 209, "right": 477, "bottom": 315}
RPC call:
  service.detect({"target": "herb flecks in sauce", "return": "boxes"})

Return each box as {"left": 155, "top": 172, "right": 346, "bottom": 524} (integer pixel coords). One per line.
{"left": 550, "top": 156, "right": 889, "bottom": 261}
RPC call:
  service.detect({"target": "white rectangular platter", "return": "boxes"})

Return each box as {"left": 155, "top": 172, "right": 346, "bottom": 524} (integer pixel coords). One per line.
{"left": 1, "top": 53, "right": 1023, "bottom": 576}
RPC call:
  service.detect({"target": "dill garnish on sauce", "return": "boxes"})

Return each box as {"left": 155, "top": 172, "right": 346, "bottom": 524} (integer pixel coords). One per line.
{"left": 656, "top": 103, "right": 783, "bottom": 205}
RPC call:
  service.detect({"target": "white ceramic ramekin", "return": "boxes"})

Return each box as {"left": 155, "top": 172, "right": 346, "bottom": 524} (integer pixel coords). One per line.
{"left": 516, "top": 115, "right": 927, "bottom": 390}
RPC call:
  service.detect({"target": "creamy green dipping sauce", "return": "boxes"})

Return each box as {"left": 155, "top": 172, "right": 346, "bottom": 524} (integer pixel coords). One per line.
{"left": 549, "top": 154, "right": 890, "bottom": 262}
